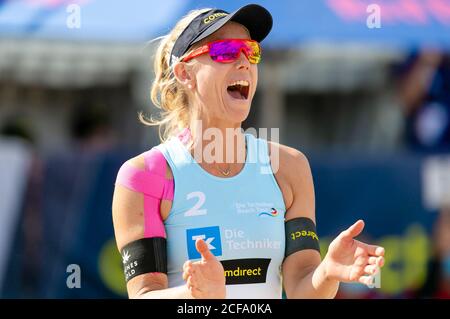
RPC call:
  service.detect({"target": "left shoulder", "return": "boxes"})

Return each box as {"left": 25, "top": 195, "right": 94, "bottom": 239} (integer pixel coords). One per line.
{"left": 267, "top": 141, "right": 311, "bottom": 176}
{"left": 267, "top": 141, "right": 315, "bottom": 221}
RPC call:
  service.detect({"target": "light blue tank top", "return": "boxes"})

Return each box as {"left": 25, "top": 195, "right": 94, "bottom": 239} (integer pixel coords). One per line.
{"left": 155, "top": 132, "right": 286, "bottom": 299}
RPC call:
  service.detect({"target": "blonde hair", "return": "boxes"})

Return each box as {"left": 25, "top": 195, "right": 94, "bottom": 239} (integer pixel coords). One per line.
{"left": 139, "top": 8, "right": 211, "bottom": 143}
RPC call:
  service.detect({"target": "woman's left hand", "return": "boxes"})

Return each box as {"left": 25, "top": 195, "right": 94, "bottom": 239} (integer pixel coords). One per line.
{"left": 322, "top": 220, "right": 385, "bottom": 285}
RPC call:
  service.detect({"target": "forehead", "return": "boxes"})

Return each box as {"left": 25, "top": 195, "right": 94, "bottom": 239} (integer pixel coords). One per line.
{"left": 199, "top": 22, "right": 250, "bottom": 45}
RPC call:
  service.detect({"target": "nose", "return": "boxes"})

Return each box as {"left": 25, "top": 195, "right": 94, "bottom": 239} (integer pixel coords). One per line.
{"left": 236, "top": 49, "right": 250, "bottom": 70}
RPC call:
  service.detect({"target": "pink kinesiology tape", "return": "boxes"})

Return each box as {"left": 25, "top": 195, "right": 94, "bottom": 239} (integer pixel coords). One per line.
{"left": 115, "top": 148, "right": 174, "bottom": 238}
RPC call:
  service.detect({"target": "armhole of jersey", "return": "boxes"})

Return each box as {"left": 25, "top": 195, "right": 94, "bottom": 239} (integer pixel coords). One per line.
{"left": 262, "top": 139, "right": 286, "bottom": 212}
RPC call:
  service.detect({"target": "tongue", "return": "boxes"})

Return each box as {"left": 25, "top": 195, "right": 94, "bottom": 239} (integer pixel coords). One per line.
{"left": 227, "top": 87, "right": 244, "bottom": 100}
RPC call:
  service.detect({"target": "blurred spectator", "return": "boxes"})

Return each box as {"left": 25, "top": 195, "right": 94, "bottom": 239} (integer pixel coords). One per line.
{"left": 0, "top": 117, "right": 42, "bottom": 297}
{"left": 397, "top": 51, "right": 450, "bottom": 152}
{"left": 0, "top": 117, "right": 34, "bottom": 145}
{"left": 19, "top": 149, "right": 43, "bottom": 298}
{"left": 70, "top": 100, "right": 117, "bottom": 153}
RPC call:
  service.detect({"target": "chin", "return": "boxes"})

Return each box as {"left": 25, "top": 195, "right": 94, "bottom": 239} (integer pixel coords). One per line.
{"left": 229, "top": 104, "right": 251, "bottom": 123}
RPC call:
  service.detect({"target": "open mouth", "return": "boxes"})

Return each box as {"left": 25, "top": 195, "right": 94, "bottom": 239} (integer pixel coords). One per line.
{"left": 227, "top": 80, "right": 250, "bottom": 100}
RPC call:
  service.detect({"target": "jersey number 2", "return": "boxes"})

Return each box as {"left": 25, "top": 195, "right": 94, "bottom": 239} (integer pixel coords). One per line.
{"left": 184, "top": 191, "right": 207, "bottom": 216}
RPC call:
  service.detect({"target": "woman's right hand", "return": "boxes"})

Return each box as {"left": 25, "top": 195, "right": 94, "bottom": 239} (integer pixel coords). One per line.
{"left": 182, "top": 239, "right": 226, "bottom": 299}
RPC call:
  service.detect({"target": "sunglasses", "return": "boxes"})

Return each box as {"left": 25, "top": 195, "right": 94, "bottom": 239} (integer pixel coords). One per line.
{"left": 181, "top": 39, "right": 262, "bottom": 64}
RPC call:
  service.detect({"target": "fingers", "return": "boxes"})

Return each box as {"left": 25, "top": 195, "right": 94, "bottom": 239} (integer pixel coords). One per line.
{"left": 185, "top": 267, "right": 208, "bottom": 299}
{"left": 352, "top": 258, "right": 382, "bottom": 286}
{"left": 368, "top": 256, "right": 385, "bottom": 267}
{"left": 187, "top": 276, "right": 204, "bottom": 298}
{"left": 358, "top": 275, "right": 375, "bottom": 286}
{"left": 355, "top": 255, "right": 367, "bottom": 267}
{"left": 375, "top": 246, "right": 385, "bottom": 257}
{"left": 184, "top": 264, "right": 198, "bottom": 289}
{"left": 360, "top": 242, "right": 385, "bottom": 257}
{"left": 377, "top": 256, "right": 385, "bottom": 267}
{"left": 187, "top": 274, "right": 199, "bottom": 288}
{"left": 183, "top": 260, "right": 192, "bottom": 272}
{"left": 189, "top": 286, "right": 203, "bottom": 299}
{"left": 182, "top": 266, "right": 194, "bottom": 281}
{"left": 349, "top": 255, "right": 383, "bottom": 281}
{"left": 341, "top": 220, "right": 365, "bottom": 240}
{"left": 182, "top": 239, "right": 215, "bottom": 282}
{"left": 363, "top": 264, "right": 379, "bottom": 276}
{"left": 182, "top": 260, "right": 193, "bottom": 281}
{"left": 195, "top": 239, "right": 215, "bottom": 261}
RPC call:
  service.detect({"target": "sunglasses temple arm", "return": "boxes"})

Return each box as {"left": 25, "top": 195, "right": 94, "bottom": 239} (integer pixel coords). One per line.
{"left": 183, "top": 45, "right": 210, "bottom": 62}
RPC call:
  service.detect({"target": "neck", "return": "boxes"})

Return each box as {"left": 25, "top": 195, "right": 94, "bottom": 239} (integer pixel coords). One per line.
{"left": 187, "top": 118, "right": 246, "bottom": 166}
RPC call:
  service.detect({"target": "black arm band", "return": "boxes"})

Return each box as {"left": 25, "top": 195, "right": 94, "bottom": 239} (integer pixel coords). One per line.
{"left": 285, "top": 217, "right": 320, "bottom": 258}
{"left": 121, "top": 237, "right": 167, "bottom": 282}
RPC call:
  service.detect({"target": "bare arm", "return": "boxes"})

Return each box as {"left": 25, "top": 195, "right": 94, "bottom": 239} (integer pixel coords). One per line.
{"left": 278, "top": 147, "right": 339, "bottom": 298}
{"left": 112, "top": 155, "right": 193, "bottom": 299}
{"left": 278, "top": 146, "right": 385, "bottom": 299}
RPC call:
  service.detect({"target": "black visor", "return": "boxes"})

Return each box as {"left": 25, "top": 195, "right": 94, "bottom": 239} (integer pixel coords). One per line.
{"left": 170, "top": 4, "right": 273, "bottom": 65}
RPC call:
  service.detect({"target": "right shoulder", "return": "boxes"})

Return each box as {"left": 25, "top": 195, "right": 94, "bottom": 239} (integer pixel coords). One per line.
{"left": 112, "top": 153, "right": 147, "bottom": 252}
{"left": 126, "top": 153, "right": 146, "bottom": 170}
{"left": 113, "top": 149, "right": 173, "bottom": 249}
{"left": 122, "top": 149, "right": 173, "bottom": 179}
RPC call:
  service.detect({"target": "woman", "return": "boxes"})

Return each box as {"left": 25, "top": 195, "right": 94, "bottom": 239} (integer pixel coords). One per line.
{"left": 112, "top": 4, "right": 385, "bottom": 299}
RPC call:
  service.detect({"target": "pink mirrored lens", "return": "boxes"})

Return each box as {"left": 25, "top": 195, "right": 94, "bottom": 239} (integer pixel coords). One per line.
{"left": 209, "top": 40, "right": 260, "bottom": 64}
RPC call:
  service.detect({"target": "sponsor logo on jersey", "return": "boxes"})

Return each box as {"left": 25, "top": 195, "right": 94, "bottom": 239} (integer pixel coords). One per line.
{"left": 235, "top": 202, "right": 281, "bottom": 218}
{"left": 220, "top": 258, "right": 271, "bottom": 285}
{"left": 258, "top": 208, "right": 278, "bottom": 217}
{"left": 186, "top": 226, "right": 222, "bottom": 259}
{"left": 224, "top": 228, "right": 282, "bottom": 251}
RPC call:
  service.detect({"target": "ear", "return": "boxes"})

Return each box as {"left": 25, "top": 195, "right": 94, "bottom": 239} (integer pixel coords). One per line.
{"left": 173, "top": 62, "right": 196, "bottom": 89}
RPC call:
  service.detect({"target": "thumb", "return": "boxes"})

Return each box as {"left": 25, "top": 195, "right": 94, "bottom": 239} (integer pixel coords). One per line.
{"left": 196, "top": 239, "right": 215, "bottom": 261}
{"left": 341, "top": 219, "right": 365, "bottom": 240}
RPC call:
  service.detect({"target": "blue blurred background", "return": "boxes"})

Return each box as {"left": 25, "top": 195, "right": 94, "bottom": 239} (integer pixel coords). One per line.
{"left": 1, "top": 0, "right": 450, "bottom": 298}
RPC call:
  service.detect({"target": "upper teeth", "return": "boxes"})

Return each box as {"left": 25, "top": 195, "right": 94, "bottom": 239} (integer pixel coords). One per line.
{"left": 229, "top": 80, "right": 249, "bottom": 87}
